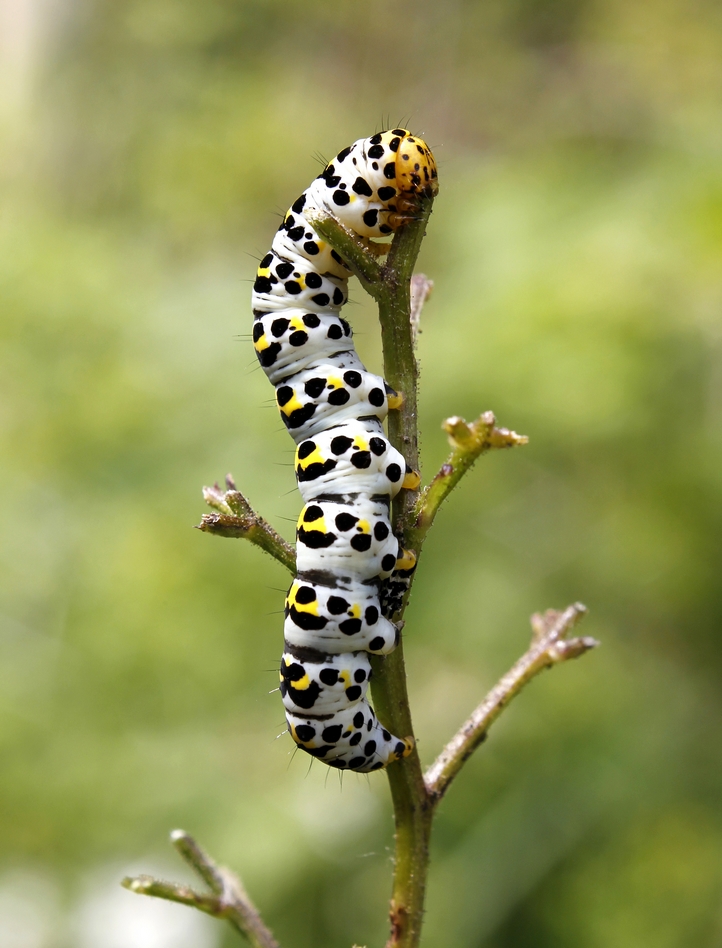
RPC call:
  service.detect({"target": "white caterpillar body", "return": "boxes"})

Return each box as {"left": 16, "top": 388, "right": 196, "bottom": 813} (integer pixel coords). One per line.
{"left": 252, "top": 129, "right": 438, "bottom": 772}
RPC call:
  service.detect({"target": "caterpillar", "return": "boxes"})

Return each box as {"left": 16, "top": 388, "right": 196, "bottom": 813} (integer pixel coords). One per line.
{"left": 252, "top": 130, "right": 438, "bottom": 772}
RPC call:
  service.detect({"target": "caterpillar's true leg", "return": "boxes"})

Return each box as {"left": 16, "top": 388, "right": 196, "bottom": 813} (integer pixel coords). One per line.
{"left": 388, "top": 194, "right": 427, "bottom": 229}
{"left": 359, "top": 236, "right": 391, "bottom": 258}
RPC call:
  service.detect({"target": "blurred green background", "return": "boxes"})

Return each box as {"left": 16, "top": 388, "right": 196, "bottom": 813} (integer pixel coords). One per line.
{"left": 2, "top": 0, "right": 722, "bottom": 946}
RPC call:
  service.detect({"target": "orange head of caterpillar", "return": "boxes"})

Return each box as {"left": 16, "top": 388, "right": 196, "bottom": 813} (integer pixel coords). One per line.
{"left": 394, "top": 132, "right": 438, "bottom": 199}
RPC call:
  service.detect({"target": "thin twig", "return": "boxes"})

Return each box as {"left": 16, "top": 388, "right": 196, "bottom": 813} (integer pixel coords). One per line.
{"left": 198, "top": 474, "right": 296, "bottom": 574}
{"left": 409, "top": 413, "right": 528, "bottom": 549}
{"left": 171, "top": 829, "right": 226, "bottom": 892}
{"left": 123, "top": 830, "right": 280, "bottom": 948}
{"left": 122, "top": 876, "right": 222, "bottom": 916}
{"left": 424, "top": 603, "right": 597, "bottom": 803}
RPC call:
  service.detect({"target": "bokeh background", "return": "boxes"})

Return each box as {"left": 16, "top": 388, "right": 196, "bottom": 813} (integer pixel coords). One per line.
{"left": 2, "top": 0, "right": 722, "bottom": 946}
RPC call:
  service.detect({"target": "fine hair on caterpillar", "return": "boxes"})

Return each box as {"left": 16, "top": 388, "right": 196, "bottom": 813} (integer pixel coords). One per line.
{"left": 252, "top": 130, "right": 438, "bottom": 773}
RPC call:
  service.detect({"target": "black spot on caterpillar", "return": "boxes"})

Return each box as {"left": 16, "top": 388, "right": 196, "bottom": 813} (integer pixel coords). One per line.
{"left": 252, "top": 131, "right": 437, "bottom": 772}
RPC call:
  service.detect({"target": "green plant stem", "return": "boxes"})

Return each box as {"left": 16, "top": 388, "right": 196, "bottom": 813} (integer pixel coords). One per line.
{"left": 123, "top": 830, "right": 279, "bottom": 948}
{"left": 314, "top": 199, "right": 437, "bottom": 947}
{"left": 372, "top": 197, "right": 434, "bottom": 948}
{"left": 320, "top": 197, "right": 436, "bottom": 947}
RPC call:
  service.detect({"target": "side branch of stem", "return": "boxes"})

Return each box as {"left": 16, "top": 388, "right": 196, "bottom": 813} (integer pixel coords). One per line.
{"left": 198, "top": 474, "right": 296, "bottom": 574}
{"left": 424, "top": 603, "right": 597, "bottom": 803}
{"left": 410, "top": 412, "right": 528, "bottom": 549}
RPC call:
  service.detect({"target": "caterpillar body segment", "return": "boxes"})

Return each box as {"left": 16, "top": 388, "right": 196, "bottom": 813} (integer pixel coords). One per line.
{"left": 296, "top": 497, "right": 399, "bottom": 580}
{"left": 252, "top": 311, "right": 354, "bottom": 383}
{"left": 294, "top": 419, "right": 412, "bottom": 502}
{"left": 284, "top": 577, "right": 399, "bottom": 656}
{"left": 286, "top": 705, "right": 414, "bottom": 773}
{"left": 274, "top": 357, "right": 395, "bottom": 440}
{"left": 253, "top": 129, "right": 437, "bottom": 772}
